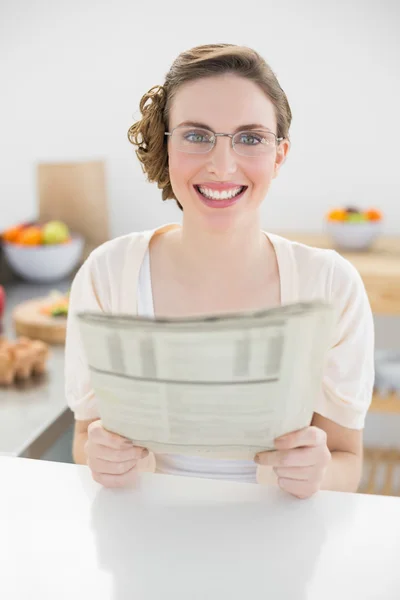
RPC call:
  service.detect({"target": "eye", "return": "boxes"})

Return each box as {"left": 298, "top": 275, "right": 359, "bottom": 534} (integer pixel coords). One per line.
{"left": 184, "top": 130, "right": 213, "bottom": 143}
{"left": 235, "top": 131, "right": 275, "bottom": 147}
{"left": 236, "top": 131, "right": 263, "bottom": 146}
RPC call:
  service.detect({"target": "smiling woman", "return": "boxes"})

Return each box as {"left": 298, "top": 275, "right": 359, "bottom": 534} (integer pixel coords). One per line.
{"left": 65, "top": 44, "right": 375, "bottom": 499}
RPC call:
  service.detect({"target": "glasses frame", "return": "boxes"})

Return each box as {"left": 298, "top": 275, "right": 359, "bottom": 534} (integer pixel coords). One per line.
{"left": 164, "top": 126, "right": 284, "bottom": 156}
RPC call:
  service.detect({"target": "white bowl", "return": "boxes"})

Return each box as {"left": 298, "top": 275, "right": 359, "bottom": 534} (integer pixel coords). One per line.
{"left": 3, "top": 234, "right": 84, "bottom": 283}
{"left": 326, "top": 221, "right": 380, "bottom": 251}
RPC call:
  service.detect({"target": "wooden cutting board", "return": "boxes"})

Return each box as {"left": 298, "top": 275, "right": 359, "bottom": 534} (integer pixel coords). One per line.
{"left": 12, "top": 297, "right": 67, "bottom": 345}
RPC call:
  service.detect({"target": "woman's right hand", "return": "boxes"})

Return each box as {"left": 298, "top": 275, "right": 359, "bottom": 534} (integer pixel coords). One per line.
{"left": 85, "top": 420, "right": 149, "bottom": 488}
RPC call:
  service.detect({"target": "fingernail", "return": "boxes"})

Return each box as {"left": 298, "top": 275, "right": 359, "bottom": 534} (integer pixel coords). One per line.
{"left": 141, "top": 448, "right": 149, "bottom": 458}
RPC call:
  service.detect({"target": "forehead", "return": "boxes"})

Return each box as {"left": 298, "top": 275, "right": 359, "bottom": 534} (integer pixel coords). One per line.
{"left": 169, "top": 74, "right": 277, "bottom": 131}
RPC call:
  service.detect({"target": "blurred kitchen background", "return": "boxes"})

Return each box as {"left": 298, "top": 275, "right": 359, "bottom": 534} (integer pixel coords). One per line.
{"left": 1, "top": 0, "right": 399, "bottom": 494}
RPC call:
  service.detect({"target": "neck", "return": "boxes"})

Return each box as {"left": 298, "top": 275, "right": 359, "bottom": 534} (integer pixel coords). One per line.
{"left": 175, "top": 213, "right": 266, "bottom": 278}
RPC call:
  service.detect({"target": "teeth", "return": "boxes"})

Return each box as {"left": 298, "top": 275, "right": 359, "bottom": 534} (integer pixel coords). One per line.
{"left": 198, "top": 186, "right": 244, "bottom": 200}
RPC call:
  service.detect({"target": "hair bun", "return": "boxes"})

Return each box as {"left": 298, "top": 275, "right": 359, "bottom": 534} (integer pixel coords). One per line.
{"left": 139, "top": 85, "right": 167, "bottom": 116}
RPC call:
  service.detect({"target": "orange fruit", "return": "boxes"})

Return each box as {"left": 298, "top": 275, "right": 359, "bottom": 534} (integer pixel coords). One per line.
{"left": 326, "top": 208, "right": 347, "bottom": 221}
{"left": 2, "top": 225, "right": 25, "bottom": 243}
{"left": 16, "top": 226, "right": 43, "bottom": 245}
{"left": 365, "top": 208, "right": 382, "bottom": 221}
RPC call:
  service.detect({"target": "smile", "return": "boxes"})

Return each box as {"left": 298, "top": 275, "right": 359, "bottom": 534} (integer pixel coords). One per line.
{"left": 195, "top": 185, "right": 246, "bottom": 200}
{"left": 193, "top": 185, "right": 248, "bottom": 209}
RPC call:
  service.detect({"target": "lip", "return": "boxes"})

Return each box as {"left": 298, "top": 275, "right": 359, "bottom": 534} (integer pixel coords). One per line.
{"left": 193, "top": 184, "right": 247, "bottom": 209}
{"left": 195, "top": 182, "right": 247, "bottom": 191}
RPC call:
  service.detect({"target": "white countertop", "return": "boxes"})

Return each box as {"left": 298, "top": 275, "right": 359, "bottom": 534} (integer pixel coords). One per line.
{"left": 1, "top": 456, "right": 399, "bottom": 600}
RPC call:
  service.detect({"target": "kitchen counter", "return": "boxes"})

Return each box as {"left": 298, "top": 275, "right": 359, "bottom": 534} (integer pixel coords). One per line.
{"left": 0, "top": 280, "right": 74, "bottom": 457}
{"left": 2, "top": 456, "right": 400, "bottom": 600}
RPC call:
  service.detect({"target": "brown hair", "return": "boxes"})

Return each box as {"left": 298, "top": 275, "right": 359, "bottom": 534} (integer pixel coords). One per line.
{"left": 127, "top": 44, "right": 292, "bottom": 210}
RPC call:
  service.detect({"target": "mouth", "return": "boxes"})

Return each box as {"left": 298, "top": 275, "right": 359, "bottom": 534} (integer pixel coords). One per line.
{"left": 193, "top": 184, "right": 248, "bottom": 208}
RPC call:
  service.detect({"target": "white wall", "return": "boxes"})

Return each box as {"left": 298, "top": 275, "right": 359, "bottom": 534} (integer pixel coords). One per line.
{"left": 1, "top": 0, "right": 399, "bottom": 236}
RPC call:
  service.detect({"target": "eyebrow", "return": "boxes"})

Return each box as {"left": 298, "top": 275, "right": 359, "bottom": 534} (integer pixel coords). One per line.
{"left": 176, "top": 121, "right": 274, "bottom": 133}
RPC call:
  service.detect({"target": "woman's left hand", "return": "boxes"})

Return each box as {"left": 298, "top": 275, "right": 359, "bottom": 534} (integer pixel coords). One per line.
{"left": 255, "top": 426, "right": 332, "bottom": 499}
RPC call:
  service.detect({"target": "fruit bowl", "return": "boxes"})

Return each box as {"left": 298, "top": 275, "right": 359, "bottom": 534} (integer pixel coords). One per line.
{"left": 326, "top": 221, "right": 381, "bottom": 251}
{"left": 3, "top": 235, "right": 84, "bottom": 283}
{"left": 325, "top": 207, "right": 382, "bottom": 251}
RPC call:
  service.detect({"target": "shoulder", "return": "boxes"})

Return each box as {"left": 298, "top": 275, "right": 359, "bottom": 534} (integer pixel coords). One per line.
{"left": 74, "top": 230, "right": 152, "bottom": 290}
{"left": 88, "top": 230, "right": 152, "bottom": 269}
{"left": 85, "top": 223, "right": 181, "bottom": 273}
{"left": 267, "top": 233, "right": 364, "bottom": 302}
{"left": 70, "top": 224, "right": 180, "bottom": 312}
{"left": 268, "top": 232, "right": 334, "bottom": 268}
{"left": 69, "top": 230, "right": 153, "bottom": 313}
{"left": 274, "top": 235, "right": 372, "bottom": 336}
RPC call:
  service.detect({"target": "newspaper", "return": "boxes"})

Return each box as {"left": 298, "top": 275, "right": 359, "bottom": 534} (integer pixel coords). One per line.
{"left": 77, "top": 302, "right": 336, "bottom": 460}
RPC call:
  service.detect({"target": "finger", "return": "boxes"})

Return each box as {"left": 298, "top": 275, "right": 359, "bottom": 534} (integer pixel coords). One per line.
{"left": 93, "top": 444, "right": 148, "bottom": 462}
{"left": 277, "top": 477, "right": 320, "bottom": 499}
{"left": 255, "top": 447, "right": 318, "bottom": 468}
{"left": 88, "top": 420, "right": 134, "bottom": 450}
{"left": 92, "top": 468, "right": 138, "bottom": 489}
{"left": 274, "top": 426, "right": 327, "bottom": 450}
{"left": 273, "top": 466, "right": 316, "bottom": 481}
{"left": 88, "top": 457, "right": 139, "bottom": 476}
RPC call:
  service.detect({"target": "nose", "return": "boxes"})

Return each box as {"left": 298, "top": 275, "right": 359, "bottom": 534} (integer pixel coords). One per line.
{"left": 205, "top": 135, "right": 238, "bottom": 178}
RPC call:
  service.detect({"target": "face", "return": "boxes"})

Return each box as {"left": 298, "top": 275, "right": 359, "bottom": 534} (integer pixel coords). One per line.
{"left": 167, "top": 74, "right": 290, "bottom": 231}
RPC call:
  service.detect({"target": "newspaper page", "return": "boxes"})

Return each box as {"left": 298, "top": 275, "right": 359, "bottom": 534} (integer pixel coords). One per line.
{"left": 77, "top": 302, "right": 336, "bottom": 460}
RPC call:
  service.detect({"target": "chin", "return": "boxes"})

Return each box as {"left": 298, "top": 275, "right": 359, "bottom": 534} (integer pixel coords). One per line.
{"left": 188, "top": 200, "right": 259, "bottom": 233}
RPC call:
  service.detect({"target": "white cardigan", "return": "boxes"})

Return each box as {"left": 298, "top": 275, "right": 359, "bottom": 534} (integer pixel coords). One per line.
{"left": 65, "top": 224, "right": 374, "bottom": 483}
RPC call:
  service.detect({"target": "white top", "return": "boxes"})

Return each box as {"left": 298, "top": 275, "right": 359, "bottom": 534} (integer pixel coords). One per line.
{"left": 65, "top": 224, "right": 375, "bottom": 483}
{"left": 137, "top": 247, "right": 259, "bottom": 482}
{"left": 2, "top": 456, "right": 400, "bottom": 600}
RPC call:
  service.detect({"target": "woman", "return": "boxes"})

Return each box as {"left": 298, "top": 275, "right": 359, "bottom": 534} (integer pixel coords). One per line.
{"left": 66, "top": 44, "right": 374, "bottom": 498}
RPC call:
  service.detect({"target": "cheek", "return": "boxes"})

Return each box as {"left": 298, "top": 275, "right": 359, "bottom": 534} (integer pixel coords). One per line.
{"left": 168, "top": 149, "right": 201, "bottom": 189}
{"left": 245, "top": 157, "right": 276, "bottom": 189}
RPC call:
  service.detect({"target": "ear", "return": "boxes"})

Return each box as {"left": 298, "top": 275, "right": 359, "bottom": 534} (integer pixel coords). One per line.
{"left": 273, "top": 139, "right": 291, "bottom": 179}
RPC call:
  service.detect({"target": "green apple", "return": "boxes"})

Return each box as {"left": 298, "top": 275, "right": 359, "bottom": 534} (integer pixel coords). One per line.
{"left": 346, "top": 213, "right": 367, "bottom": 223}
{"left": 42, "top": 221, "right": 70, "bottom": 244}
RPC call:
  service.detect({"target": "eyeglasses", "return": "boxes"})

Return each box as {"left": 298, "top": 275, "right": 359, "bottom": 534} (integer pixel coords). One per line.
{"left": 165, "top": 126, "right": 283, "bottom": 157}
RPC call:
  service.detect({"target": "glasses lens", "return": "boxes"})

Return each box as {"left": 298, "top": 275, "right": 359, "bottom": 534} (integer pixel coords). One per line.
{"left": 233, "top": 131, "right": 277, "bottom": 156}
{"left": 172, "top": 126, "right": 214, "bottom": 154}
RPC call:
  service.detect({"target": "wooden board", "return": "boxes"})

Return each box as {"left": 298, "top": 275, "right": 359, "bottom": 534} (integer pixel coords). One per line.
{"left": 37, "top": 160, "right": 110, "bottom": 260}
{"left": 12, "top": 297, "right": 67, "bottom": 345}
